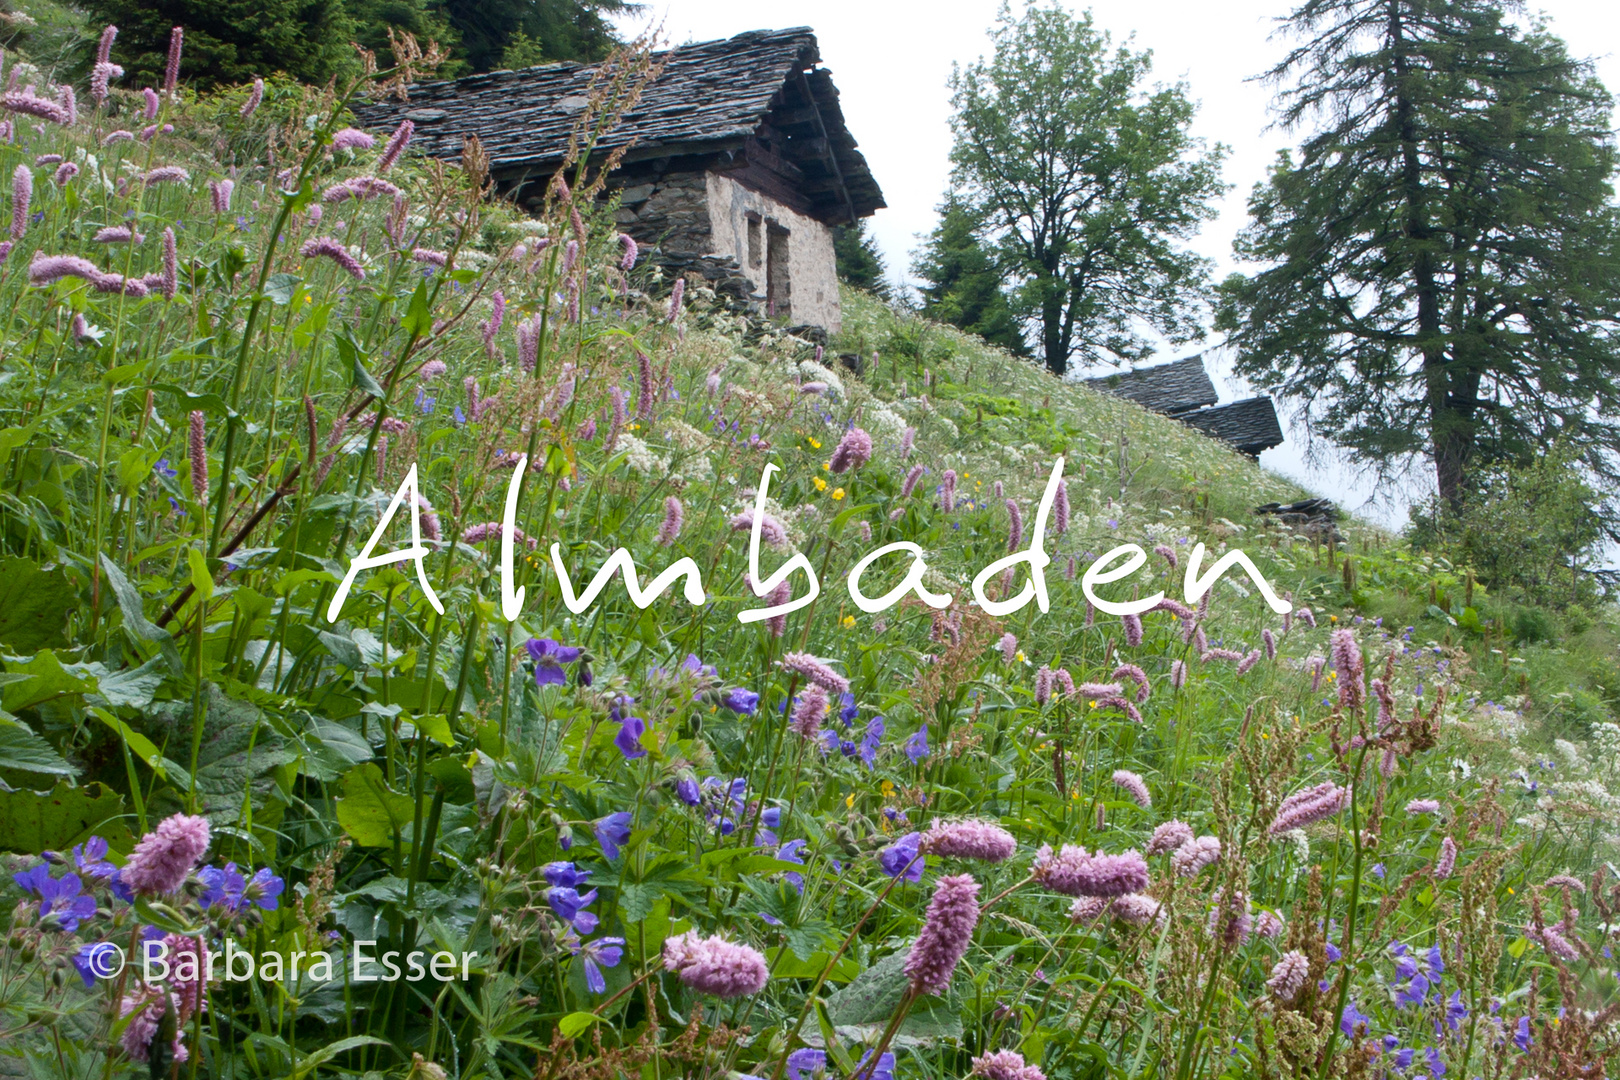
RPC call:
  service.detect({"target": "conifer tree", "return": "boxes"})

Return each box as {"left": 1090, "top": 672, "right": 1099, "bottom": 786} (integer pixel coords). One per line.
{"left": 1218, "top": 0, "right": 1620, "bottom": 507}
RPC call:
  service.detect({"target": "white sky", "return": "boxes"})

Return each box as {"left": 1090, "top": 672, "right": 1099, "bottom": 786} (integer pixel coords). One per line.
{"left": 617, "top": 1, "right": 1620, "bottom": 530}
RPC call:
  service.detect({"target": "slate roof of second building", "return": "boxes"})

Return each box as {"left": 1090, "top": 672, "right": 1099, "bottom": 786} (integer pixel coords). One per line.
{"left": 1081, "top": 356, "right": 1218, "bottom": 416}
{"left": 1180, "top": 397, "right": 1285, "bottom": 457}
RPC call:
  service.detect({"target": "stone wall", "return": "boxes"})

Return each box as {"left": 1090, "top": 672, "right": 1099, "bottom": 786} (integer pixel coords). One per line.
{"left": 704, "top": 171, "right": 841, "bottom": 333}
{"left": 597, "top": 166, "right": 843, "bottom": 332}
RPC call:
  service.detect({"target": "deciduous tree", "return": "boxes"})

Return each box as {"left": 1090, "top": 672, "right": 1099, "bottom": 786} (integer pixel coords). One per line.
{"left": 945, "top": 3, "right": 1226, "bottom": 376}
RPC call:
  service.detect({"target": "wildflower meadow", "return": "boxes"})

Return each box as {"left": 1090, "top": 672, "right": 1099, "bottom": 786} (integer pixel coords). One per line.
{"left": 1, "top": 26, "right": 1618, "bottom": 1080}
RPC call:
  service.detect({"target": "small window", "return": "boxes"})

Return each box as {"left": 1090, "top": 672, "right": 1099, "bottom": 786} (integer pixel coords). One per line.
{"left": 766, "top": 222, "right": 791, "bottom": 320}
{"left": 746, "top": 215, "right": 762, "bottom": 268}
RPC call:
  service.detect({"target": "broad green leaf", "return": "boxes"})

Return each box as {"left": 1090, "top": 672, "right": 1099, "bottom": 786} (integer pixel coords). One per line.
{"left": 98, "top": 553, "right": 168, "bottom": 643}
{"left": 0, "top": 556, "right": 74, "bottom": 652}
{"left": 0, "top": 720, "right": 76, "bottom": 778}
{"left": 1, "top": 651, "right": 96, "bottom": 714}
{"left": 334, "top": 762, "right": 415, "bottom": 847}
{"left": 0, "top": 780, "right": 127, "bottom": 854}
{"left": 265, "top": 273, "right": 300, "bottom": 305}
{"left": 96, "top": 657, "right": 165, "bottom": 709}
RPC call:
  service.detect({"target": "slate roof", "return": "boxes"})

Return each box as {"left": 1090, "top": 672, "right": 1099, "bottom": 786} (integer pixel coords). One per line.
{"left": 1081, "top": 356, "right": 1218, "bottom": 416}
{"left": 1179, "top": 397, "right": 1285, "bottom": 457}
{"left": 353, "top": 28, "right": 884, "bottom": 223}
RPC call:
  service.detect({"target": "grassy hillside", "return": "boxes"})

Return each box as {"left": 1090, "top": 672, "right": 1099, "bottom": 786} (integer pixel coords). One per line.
{"left": 0, "top": 41, "right": 1616, "bottom": 1080}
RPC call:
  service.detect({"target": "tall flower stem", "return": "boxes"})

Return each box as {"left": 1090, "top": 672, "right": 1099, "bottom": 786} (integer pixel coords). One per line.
{"left": 1316, "top": 741, "right": 1372, "bottom": 1076}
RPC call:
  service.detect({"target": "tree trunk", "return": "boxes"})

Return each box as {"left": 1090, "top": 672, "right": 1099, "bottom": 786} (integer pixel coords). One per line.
{"left": 1042, "top": 279, "right": 1067, "bottom": 377}
{"left": 1386, "top": 1, "right": 1465, "bottom": 506}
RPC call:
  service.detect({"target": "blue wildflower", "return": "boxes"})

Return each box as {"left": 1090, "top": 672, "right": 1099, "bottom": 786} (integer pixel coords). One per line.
{"left": 904, "top": 725, "right": 929, "bottom": 763}
{"left": 593, "top": 812, "right": 632, "bottom": 860}
{"left": 545, "top": 862, "right": 591, "bottom": 889}
{"left": 785, "top": 1049, "right": 825, "bottom": 1080}
{"left": 13, "top": 865, "right": 96, "bottom": 932}
{"left": 546, "top": 886, "right": 600, "bottom": 934}
{"left": 1340, "top": 999, "right": 1370, "bottom": 1038}
{"left": 778, "top": 839, "right": 807, "bottom": 893}
{"left": 71, "top": 941, "right": 122, "bottom": 987}
{"left": 526, "top": 638, "right": 584, "bottom": 687}
{"left": 571, "top": 934, "right": 624, "bottom": 993}
{"left": 1513, "top": 1016, "right": 1531, "bottom": 1051}
{"left": 722, "top": 687, "right": 760, "bottom": 715}
{"left": 878, "top": 832, "right": 924, "bottom": 882}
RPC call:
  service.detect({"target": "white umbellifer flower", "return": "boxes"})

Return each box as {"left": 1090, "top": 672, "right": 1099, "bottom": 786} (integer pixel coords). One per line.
{"left": 616, "top": 434, "right": 666, "bottom": 476}
{"left": 794, "top": 359, "right": 845, "bottom": 400}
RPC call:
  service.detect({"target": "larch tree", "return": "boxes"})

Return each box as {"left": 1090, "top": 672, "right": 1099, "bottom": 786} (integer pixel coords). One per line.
{"left": 1217, "top": 0, "right": 1620, "bottom": 508}
{"left": 945, "top": 2, "right": 1226, "bottom": 376}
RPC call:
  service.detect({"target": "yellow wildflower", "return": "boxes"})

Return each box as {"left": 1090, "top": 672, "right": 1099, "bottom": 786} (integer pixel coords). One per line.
{"left": 840, "top": 614, "right": 856, "bottom": 629}
{"left": 845, "top": 793, "right": 855, "bottom": 809}
{"left": 808, "top": 437, "right": 821, "bottom": 449}
{"left": 813, "top": 476, "right": 828, "bottom": 491}
{"left": 831, "top": 487, "right": 846, "bottom": 500}
{"left": 880, "top": 780, "right": 895, "bottom": 798}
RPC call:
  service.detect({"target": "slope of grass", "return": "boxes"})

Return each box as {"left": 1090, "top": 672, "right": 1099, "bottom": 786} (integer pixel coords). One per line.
{"left": 0, "top": 48, "right": 1614, "bottom": 1080}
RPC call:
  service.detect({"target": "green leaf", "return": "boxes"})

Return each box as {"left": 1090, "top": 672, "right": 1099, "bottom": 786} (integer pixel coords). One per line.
{"left": 1, "top": 650, "right": 97, "bottom": 714}
{"left": 97, "top": 657, "right": 166, "bottom": 709}
{"left": 0, "top": 720, "right": 76, "bottom": 777}
{"left": 265, "top": 273, "right": 300, "bottom": 305}
{"left": 98, "top": 553, "right": 168, "bottom": 643}
{"left": 338, "top": 333, "right": 384, "bottom": 398}
{"left": 89, "top": 707, "right": 167, "bottom": 777}
{"left": 401, "top": 279, "right": 432, "bottom": 337}
{"left": 0, "top": 557, "right": 74, "bottom": 652}
{"left": 334, "top": 762, "right": 415, "bottom": 847}
{"left": 187, "top": 547, "right": 214, "bottom": 602}
{"left": 409, "top": 712, "right": 454, "bottom": 747}
{"left": 558, "top": 1012, "right": 601, "bottom": 1039}
{"left": 0, "top": 780, "right": 125, "bottom": 853}
{"left": 148, "top": 383, "right": 237, "bottom": 419}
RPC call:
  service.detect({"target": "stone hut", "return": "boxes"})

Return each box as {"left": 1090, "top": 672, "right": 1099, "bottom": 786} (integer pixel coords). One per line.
{"left": 354, "top": 28, "right": 885, "bottom": 334}
{"left": 1084, "top": 355, "right": 1285, "bottom": 458}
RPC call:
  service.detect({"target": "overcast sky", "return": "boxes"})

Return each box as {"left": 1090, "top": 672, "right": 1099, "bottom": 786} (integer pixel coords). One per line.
{"left": 616, "top": 1, "right": 1620, "bottom": 530}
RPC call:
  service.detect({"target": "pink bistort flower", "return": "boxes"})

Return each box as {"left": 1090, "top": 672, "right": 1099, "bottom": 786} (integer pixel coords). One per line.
{"left": 919, "top": 819, "right": 1017, "bottom": 863}
{"left": 828, "top": 426, "right": 873, "bottom": 473}
{"left": 904, "top": 873, "right": 981, "bottom": 995}
{"left": 661, "top": 931, "right": 768, "bottom": 998}
{"left": 121, "top": 813, "right": 210, "bottom": 896}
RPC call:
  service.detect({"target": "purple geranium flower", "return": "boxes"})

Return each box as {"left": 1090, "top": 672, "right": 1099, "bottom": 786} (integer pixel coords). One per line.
{"left": 198, "top": 862, "right": 247, "bottom": 912}
{"left": 526, "top": 638, "right": 583, "bottom": 687}
{"left": 609, "top": 698, "right": 646, "bottom": 759}
{"left": 878, "top": 832, "right": 925, "bottom": 882}
{"left": 245, "top": 867, "right": 284, "bottom": 910}
{"left": 904, "top": 725, "right": 929, "bottom": 763}
{"left": 778, "top": 839, "right": 807, "bottom": 893}
{"left": 675, "top": 774, "right": 701, "bottom": 806}
{"left": 546, "top": 886, "right": 600, "bottom": 934}
{"left": 1340, "top": 999, "right": 1370, "bottom": 1038}
{"left": 859, "top": 716, "right": 884, "bottom": 768}
{"left": 722, "top": 687, "right": 760, "bottom": 715}
{"left": 71, "top": 941, "right": 121, "bottom": 987}
{"left": 571, "top": 934, "right": 624, "bottom": 993}
{"left": 593, "top": 811, "right": 632, "bottom": 860}
{"left": 13, "top": 865, "right": 96, "bottom": 932}
{"left": 69, "top": 837, "right": 117, "bottom": 880}
{"left": 1514, "top": 1016, "right": 1531, "bottom": 1051}
{"left": 545, "top": 861, "right": 591, "bottom": 889}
